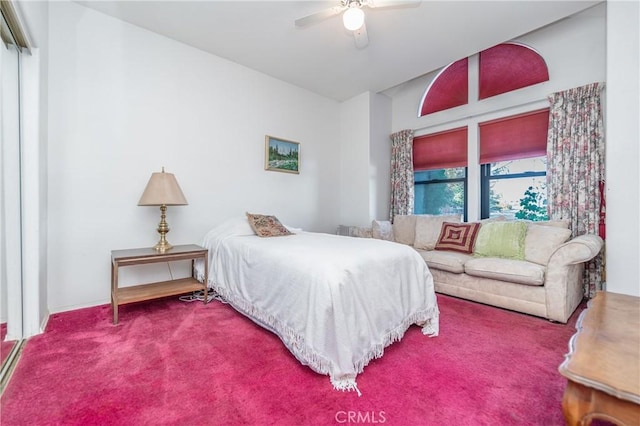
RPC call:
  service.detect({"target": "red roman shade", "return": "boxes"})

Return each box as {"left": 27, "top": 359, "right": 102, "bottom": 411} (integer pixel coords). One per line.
{"left": 479, "top": 43, "right": 549, "bottom": 100}
{"left": 413, "top": 127, "right": 468, "bottom": 171}
{"left": 479, "top": 109, "right": 549, "bottom": 164}
{"left": 419, "top": 58, "right": 468, "bottom": 116}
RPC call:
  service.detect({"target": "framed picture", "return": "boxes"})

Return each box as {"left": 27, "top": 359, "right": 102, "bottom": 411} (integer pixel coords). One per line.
{"left": 265, "top": 135, "right": 300, "bottom": 174}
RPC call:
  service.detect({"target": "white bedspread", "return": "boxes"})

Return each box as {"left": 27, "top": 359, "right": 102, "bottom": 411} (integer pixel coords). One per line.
{"left": 194, "top": 218, "right": 439, "bottom": 394}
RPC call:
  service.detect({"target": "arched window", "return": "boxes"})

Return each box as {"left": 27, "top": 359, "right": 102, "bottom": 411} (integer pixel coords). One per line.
{"left": 415, "top": 42, "right": 551, "bottom": 220}
{"left": 479, "top": 43, "right": 549, "bottom": 100}
{"left": 419, "top": 42, "right": 549, "bottom": 116}
{"left": 418, "top": 58, "right": 468, "bottom": 116}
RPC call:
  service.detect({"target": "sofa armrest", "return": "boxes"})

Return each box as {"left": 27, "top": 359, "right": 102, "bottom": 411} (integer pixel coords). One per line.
{"left": 549, "top": 234, "right": 604, "bottom": 266}
{"left": 544, "top": 234, "right": 603, "bottom": 323}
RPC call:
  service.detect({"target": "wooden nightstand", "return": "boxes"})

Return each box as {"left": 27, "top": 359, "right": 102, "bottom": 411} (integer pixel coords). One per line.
{"left": 110, "top": 244, "right": 208, "bottom": 325}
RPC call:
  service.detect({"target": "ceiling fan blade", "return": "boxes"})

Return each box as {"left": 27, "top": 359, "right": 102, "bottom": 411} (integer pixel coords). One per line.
{"left": 366, "top": 0, "right": 421, "bottom": 9}
{"left": 295, "top": 6, "right": 345, "bottom": 27}
{"left": 353, "top": 21, "right": 369, "bottom": 49}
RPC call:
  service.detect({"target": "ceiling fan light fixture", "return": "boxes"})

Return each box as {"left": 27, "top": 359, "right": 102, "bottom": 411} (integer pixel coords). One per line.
{"left": 343, "top": 7, "right": 365, "bottom": 31}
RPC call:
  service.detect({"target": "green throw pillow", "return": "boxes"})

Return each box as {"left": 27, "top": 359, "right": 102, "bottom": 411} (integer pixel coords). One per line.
{"left": 474, "top": 221, "right": 527, "bottom": 260}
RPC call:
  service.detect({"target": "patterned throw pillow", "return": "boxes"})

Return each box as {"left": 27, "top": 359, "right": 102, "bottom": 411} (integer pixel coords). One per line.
{"left": 434, "top": 222, "right": 481, "bottom": 254}
{"left": 246, "top": 212, "right": 292, "bottom": 237}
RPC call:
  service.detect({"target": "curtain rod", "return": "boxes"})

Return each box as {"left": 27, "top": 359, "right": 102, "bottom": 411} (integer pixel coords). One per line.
{"left": 413, "top": 98, "right": 549, "bottom": 134}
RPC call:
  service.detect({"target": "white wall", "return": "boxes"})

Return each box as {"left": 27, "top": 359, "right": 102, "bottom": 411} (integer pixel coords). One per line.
{"left": 605, "top": 0, "right": 640, "bottom": 296}
{"left": 338, "top": 92, "right": 392, "bottom": 227}
{"left": 47, "top": 2, "right": 342, "bottom": 312}
{"left": 368, "top": 93, "right": 392, "bottom": 222}
{"left": 339, "top": 93, "right": 371, "bottom": 227}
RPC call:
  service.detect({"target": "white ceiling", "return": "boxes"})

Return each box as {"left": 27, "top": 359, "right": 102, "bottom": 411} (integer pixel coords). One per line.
{"left": 76, "top": 1, "right": 602, "bottom": 102}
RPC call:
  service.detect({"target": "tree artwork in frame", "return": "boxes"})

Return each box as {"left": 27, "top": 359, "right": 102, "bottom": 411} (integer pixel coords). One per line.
{"left": 265, "top": 135, "right": 300, "bottom": 174}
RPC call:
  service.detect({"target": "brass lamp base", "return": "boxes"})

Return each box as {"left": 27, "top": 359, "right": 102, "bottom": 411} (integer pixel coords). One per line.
{"left": 154, "top": 204, "right": 173, "bottom": 252}
{"left": 153, "top": 240, "right": 172, "bottom": 252}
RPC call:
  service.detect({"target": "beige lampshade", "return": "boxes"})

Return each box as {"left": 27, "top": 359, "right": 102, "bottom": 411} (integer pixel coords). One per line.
{"left": 138, "top": 168, "right": 188, "bottom": 206}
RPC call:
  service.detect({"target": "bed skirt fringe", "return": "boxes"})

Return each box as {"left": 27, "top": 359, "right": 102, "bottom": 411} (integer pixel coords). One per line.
{"left": 331, "top": 375, "right": 362, "bottom": 397}
{"left": 420, "top": 317, "right": 440, "bottom": 337}
{"left": 205, "top": 282, "right": 333, "bottom": 376}
{"left": 199, "top": 277, "right": 439, "bottom": 396}
{"left": 350, "top": 307, "right": 439, "bottom": 381}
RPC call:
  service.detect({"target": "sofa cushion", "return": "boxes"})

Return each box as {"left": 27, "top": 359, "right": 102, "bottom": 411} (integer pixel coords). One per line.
{"left": 392, "top": 215, "right": 416, "bottom": 245}
{"left": 414, "top": 214, "right": 461, "bottom": 250}
{"left": 418, "top": 250, "right": 473, "bottom": 274}
{"left": 464, "top": 258, "right": 545, "bottom": 286}
{"left": 434, "top": 222, "right": 481, "bottom": 254}
{"left": 474, "top": 221, "right": 527, "bottom": 260}
{"left": 372, "top": 220, "right": 394, "bottom": 241}
{"left": 525, "top": 224, "right": 572, "bottom": 265}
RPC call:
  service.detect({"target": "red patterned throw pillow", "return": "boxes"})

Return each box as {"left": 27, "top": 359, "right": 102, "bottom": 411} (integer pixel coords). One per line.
{"left": 434, "top": 222, "right": 481, "bottom": 254}
{"left": 246, "top": 212, "right": 293, "bottom": 237}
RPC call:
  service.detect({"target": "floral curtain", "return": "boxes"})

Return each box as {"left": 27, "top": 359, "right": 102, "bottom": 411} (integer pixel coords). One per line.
{"left": 389, "top": 129, "right": 415, "bottom": 222}
{"left": 547, "top": 82, "right": 605, "bottom": 297}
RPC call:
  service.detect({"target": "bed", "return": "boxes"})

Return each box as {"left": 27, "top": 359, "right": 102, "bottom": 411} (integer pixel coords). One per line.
{"left": 194, "top": 216, "right": 439, "bottom": 395}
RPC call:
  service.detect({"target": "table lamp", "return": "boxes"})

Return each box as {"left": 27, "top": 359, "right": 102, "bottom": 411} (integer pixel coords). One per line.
{"left": 138, "top": 167, "right": 188, "bottom": 251}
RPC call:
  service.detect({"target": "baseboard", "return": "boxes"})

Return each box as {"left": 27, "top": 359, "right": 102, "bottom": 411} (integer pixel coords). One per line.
{"left": 39, "top": 310, "right": 50, "bottom": 334}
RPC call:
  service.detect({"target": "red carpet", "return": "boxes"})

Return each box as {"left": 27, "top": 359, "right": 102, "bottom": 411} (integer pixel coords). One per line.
{"left": 0, "top": 294, "right": 582, "bottom": 425}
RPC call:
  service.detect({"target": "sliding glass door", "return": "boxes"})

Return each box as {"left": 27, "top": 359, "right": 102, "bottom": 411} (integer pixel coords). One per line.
{"left": 1, "top": 7, "right": 24, "bottom": 372}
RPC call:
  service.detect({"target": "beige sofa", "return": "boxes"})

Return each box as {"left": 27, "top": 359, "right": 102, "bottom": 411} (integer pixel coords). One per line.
{"left": 346, "top": 215, "right": 603, "bottom": 323}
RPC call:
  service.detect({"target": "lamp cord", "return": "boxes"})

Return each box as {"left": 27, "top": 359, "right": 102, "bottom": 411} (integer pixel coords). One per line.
{"left": 167, "top": 262, "right": 174, "bottom": 280}
{"left": 165, "top": 261, "right": 225, "bottom": 303}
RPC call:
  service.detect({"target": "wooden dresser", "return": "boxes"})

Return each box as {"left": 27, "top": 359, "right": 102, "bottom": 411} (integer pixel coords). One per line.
{"left": 559, "top": 291, "right": 640, "bottom": 425}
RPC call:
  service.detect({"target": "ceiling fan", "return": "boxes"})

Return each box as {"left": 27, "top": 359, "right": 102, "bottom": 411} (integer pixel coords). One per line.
{"left": 295, "top": 0, "right": 421, "bottom": 49}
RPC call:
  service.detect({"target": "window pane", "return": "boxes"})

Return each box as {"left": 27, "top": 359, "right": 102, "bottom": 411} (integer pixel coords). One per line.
{"left": 488, "top": 177, "right": 548, "bottom": 220}
{"left": 415, "top": 181, "right": 465, "bottom": 216}
{"left": 490, "top": 157, "right": 546, "bottom": 176}
{"left": 415, "top": 167, "right": 465, "bottom": 181}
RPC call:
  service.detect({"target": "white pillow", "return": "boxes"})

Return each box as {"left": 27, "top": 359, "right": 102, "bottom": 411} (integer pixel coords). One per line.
{"left": 520, "top": 219, "right": 570, "bottom": 229}
{"left": 284, "top": 225, "right": 303, "bottom": 234}
{"left": 414, "top": 215, "right": 461, "bottom": 250}
{"left": 392, "top": 215, "right": 417, "bottom": 245}
{"left": 524, "top": 224, "right": 572, "bottom": 265}
{"left": 201, "top": 216, "right": 257, "bottom": 249}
